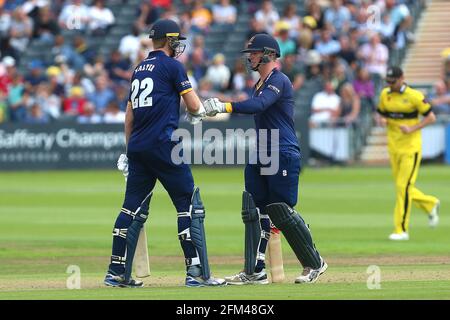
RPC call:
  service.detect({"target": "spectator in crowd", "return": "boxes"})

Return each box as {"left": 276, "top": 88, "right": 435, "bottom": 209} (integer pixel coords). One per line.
{"left": 88, "top": 0, "right": 115, "bottom": 36}
{"left": 25, "top": 103, "right": 50, "bottom": 124}
{"left": 246, "top": 17, "right": 267, "bottom": 40}
{"left": 51, "top": 35, "right": 73, "bottom": 66}
{"left": 67, "top": 35, "right": 96, "bottom": 71}
{"left": 151, "top": 0, "right": 173, "bottom": 11}
{"left": 118, "top": 25, "right": 141, "bottom": 65}
{"left": 429, "top": 80, "right": 450, "bottom": 116}
{"left": 315, "top": 27, "right": 341, "bottom": 58}
{"left": 310, "top": 80, "right": 341, "bottom": 126}
{"left": 0, "top": 6, "right": 12, "bottom": 40}
{"left": 190, "top": 0, "right": 212, "bottom": 33}
{"left": 67, "top": 71, "right": 95, "bottom": 97}
{"left": 0, "top": 56, "right": 16, "bottom": 95}
{"left": 104, "top": 50, "right": 131, "bottom": 85}
{"left": 329, "top": 60, "right": 350, "bottom": 95}
{"left": 135, "top": 2, "right": 160, "bottom": 34}
{"left": 33, "top": 6, "right": 60, "bottom": 44}
{"left": 296, "top": 24, "right": 314, "bottom": 62}
{"left": 230, "top": 58, "right": 247, "bottom": 93}
{"left": 254, "top": 0, "right": 279, "bottom": 35}
{"left": 189, "top": 34, "right": 211, "bottom": 64}
{"left": 7, "top": 73, "right": 26, "bottom": 122}
{"left": 8, "top": 7, "right": 33, "bottom": 54}
{"left": 212, "top": 0, "right": 236, "bottom": 29}
{"left": 275, "top": 21, "right": 296, "bottom": 58}
{"left": 46, "top": 65, "right": 66, "bottom": 97}
{"left": 280, "top": 3, "right": 300, "bottom": 39}
{"left": 87, "top": 75, "right": 115, "bottom": 115}
{"left": 22, "top": 0, "right": 50, "bottom": 21}
{"left": 205, "top": 53, "right": 230, "bottom": 92}
{"left": 339, "top": 82, "right": 360, "bottom": 126}
{"left": 24, "top": 60, "right": 47, "bottom": 89}
{"left": 337, "top": 35, "right": 357, "bottom": 69}
{"left": 35, "top": 82, "right": 61, "bottom": 119}
{"left": 187, "top": 46, "right": 207, "bottom": 83}
{"left": 358, "top": 31, "right": 389, "bottom": 91}
{"left": 375, "top": 13, "right": 396, "bottom": 46}
{"left": 353, "top": 66, "right": 375, "bottom": 109}
{"left": 304, "top": 49, "right": 323, "bottom": 82}
{"left": 77, "top": 101, "right": 102, "bottom": 124}
{"left": 305, "top": 0, "right": 325, "bottom": 31}
{"left": 84, "top": 55, "right": 106, "bottom": 79}
{"left": 324, "top": 0, "right": 351, "bottom": 34}
{"left": 103, "top": 101, "right": 125, "bottom": 123}
{"left": 114, "top": 83, "right": 130, "bottom": 111}
{"left": 58, "top": 0, "right": 89, "bottom": 31}
{"left": 63, "top": 85, "right": 87, "bottom": 117}
{"left": 282, "top": 53, "right": 305, "bottom": 91}
{"left": 0, "top": 90, "right": 7, "bottom": 123}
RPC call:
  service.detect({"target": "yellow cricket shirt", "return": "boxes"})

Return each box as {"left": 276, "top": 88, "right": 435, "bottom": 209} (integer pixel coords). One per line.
{"left": 377, "top": 84, "right": 432, "bottom": 154}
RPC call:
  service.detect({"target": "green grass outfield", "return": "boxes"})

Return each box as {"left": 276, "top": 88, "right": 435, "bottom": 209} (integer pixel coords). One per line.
{"left": 0, "top": 166, "right": 449, "bottom": 300}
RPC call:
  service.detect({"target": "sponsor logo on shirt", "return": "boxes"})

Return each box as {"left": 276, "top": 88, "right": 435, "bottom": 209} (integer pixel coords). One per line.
{"left": 180, "top": 80, "right": 191, "bottom": 88}
{"left": 268, "top": 84, "right": 280, "bottom": 94}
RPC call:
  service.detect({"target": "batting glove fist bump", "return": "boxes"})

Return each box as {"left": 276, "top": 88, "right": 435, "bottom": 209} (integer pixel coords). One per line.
{"left": 186, "top": 103, "right": 206, "bottom": 125}
{"left": 117, "top": 153, "right": 129, "bottom": 178}
{"left": 204, "top": 98, "right": 228, "bottom": 116}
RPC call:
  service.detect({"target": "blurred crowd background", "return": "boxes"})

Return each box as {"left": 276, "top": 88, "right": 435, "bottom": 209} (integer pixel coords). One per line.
{"left": 0, "top": 0, "right": 449, "bottom": 126}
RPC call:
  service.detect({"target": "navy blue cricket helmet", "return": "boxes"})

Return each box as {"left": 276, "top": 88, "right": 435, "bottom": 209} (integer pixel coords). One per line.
{"left": 149, "top": 19, "right": 186, "bottom": 40}
{"left": 242, "top": 33, "right": 281, "bottom": 58}
{"left": 148, "top": 19, "right": 186, "bottom": 58}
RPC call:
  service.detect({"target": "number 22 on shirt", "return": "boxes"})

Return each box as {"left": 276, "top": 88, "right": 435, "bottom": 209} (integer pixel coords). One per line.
{"left": 130, "top": 78, "right": 154, "bottom": 109}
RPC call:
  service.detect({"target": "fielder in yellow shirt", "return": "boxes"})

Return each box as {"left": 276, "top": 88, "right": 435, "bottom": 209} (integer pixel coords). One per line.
{"left": 377, "top": 67, "right": 440, "bottom": 241}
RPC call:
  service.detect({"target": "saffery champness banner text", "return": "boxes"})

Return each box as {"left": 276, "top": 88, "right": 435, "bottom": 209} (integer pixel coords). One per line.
{"left": 0, "top": 124, "right": 126, "bottom": 170}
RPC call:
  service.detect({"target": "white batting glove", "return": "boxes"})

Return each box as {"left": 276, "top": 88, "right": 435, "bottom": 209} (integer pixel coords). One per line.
{"left": 204, "top": 98, "right": 227, "bottom": 117}
{"left": 186, "top": 103, "right": 206, "bottom": 125}
{"left": 117, "top": 153, "right": 128, "bottom": 178}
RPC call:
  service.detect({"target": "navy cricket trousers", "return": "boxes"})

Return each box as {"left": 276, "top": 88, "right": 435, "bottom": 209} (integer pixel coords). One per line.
{"left": 123, "top": 141, "right": 194, "bottom": 213}
{"left": 245, "top": 151, "right": 301, "bottom": 210}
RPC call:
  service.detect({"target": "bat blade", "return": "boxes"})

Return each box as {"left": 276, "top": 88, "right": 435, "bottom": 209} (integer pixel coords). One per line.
{"left": 268, "top": 227, "right": 285, "bottom": 283}
{"left": 134, "top": 227, "right": 150, "bottom": 278}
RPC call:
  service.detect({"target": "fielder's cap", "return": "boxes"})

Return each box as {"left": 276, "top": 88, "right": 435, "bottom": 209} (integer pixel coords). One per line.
{"left": 242, "top": 33, "right": 281, "bottom": 58}
{"left": 386, "top": 66, "right": 403, "bottom": 79}
{"left": 148, "top": 19, "right": 186, "bottom": 40}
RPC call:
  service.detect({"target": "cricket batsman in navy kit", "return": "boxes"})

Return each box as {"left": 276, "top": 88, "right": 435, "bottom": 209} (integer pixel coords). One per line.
{"left": 204, "top": 34, "right": 327, "bottom": 284}
{"left": 104, "top": 19, "right": 224, "bottom": 288}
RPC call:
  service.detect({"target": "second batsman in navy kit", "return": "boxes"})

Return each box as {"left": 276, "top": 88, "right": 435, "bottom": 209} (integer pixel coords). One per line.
{"left": 204, "top": 34, "right": 327, "bottom": 284}
{"left": 104, "top": 19, "right": 224, "bottom": 288}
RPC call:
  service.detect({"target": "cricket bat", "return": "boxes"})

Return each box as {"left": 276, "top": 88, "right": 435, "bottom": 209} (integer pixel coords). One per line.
{"left": 134, "top": 227, "right": 151, "bottom": 278}
{"left": 268, "top": 227, "right": 285, "bottom": 283}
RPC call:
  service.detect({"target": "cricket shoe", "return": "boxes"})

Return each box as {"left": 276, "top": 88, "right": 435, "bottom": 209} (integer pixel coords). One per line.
{"left": 104, "top": 271, "right": 144, "bottom": 288}
{"left": 224, "top": 270, "right": 269, "bottom": 285}
{"left": 429, "top": 201, "right": 440, "bottom": 228}
{"left": 295, "top": 257, "right": 328, "bottom": 284}
{"left": 388, "top": 232, "right": 409, "bottom": 241}
{"left": 185, "top": 276, "right": 226, "bottom": 287}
